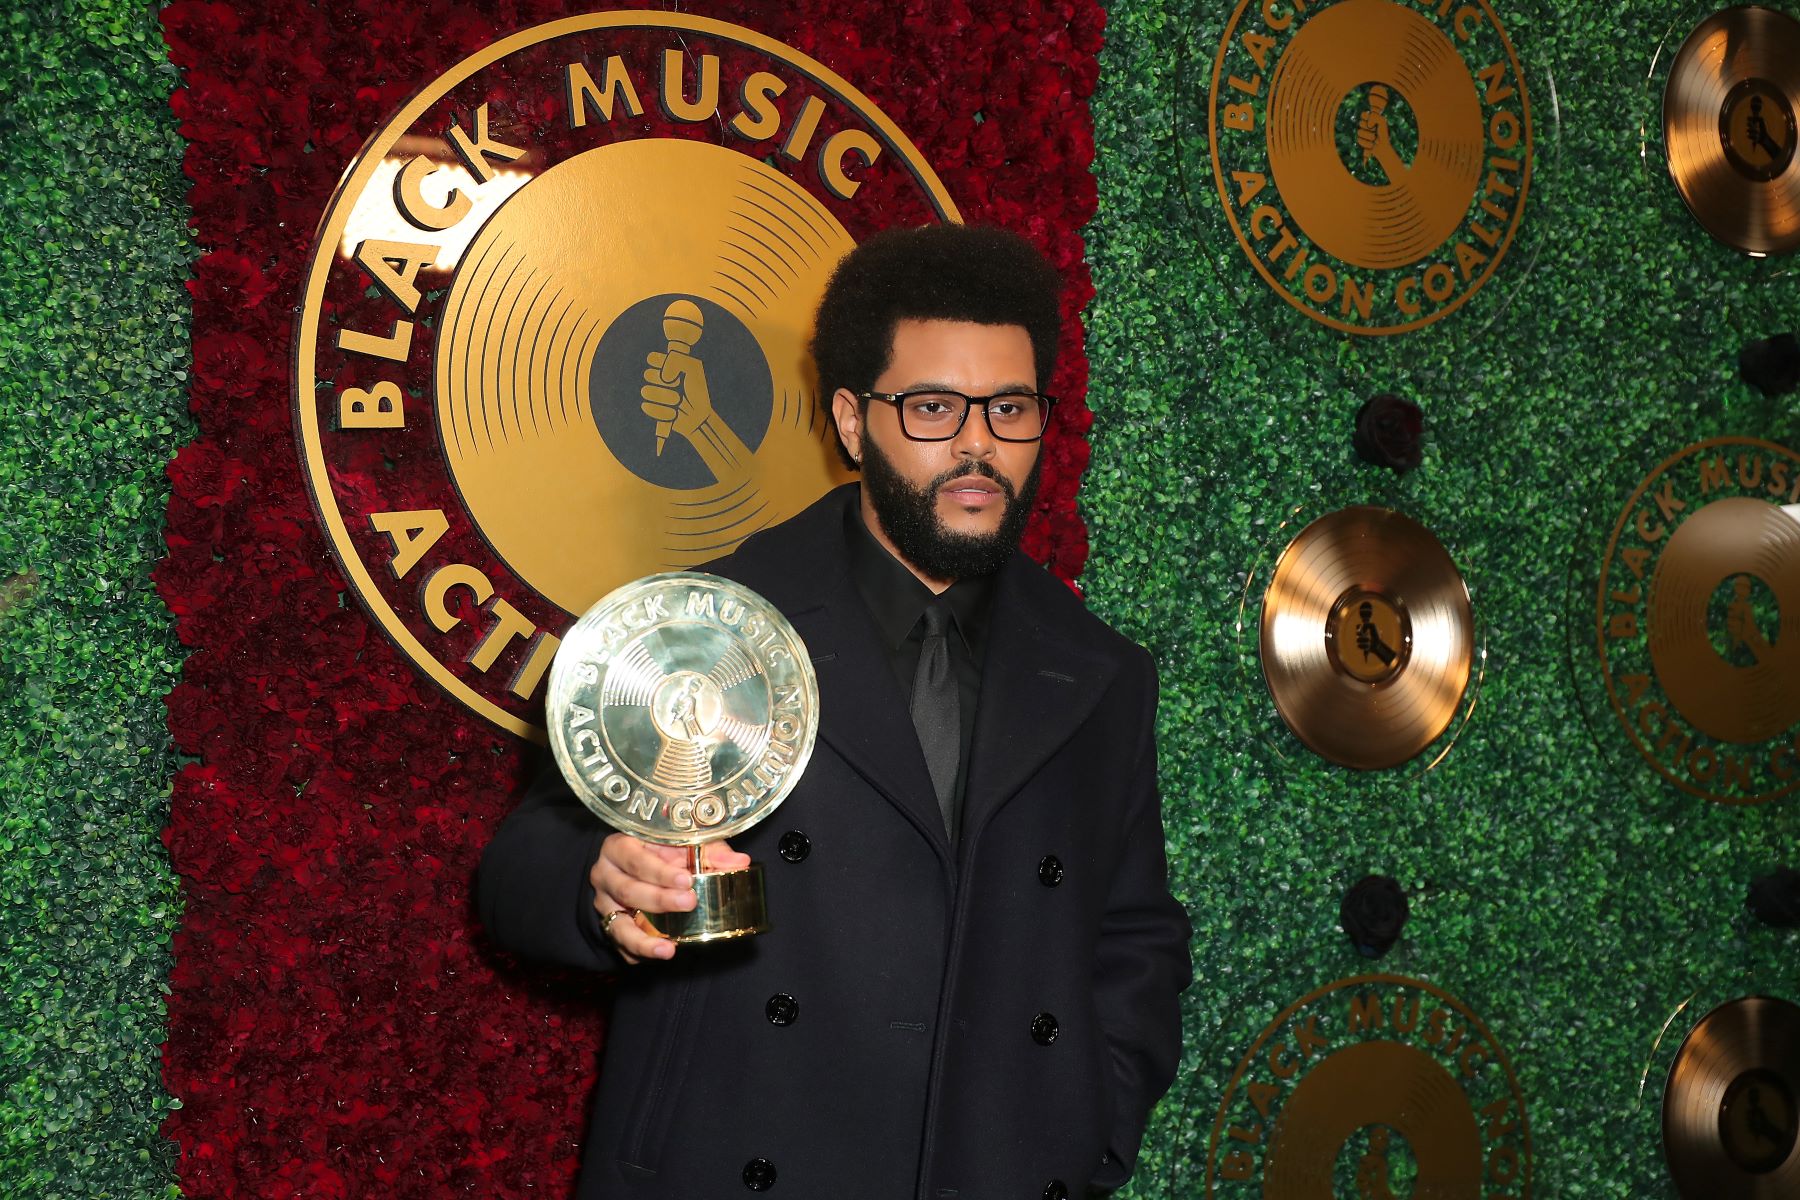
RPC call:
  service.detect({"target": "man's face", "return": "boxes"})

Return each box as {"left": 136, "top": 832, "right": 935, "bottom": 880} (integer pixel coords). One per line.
{"left": 831, "top": 319, "right": 1043, "bottom": 588}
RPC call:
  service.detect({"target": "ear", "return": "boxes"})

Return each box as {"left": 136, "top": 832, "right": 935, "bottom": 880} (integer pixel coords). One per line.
{"left": 830, "top": 388, "right": 864, "bottom": 463}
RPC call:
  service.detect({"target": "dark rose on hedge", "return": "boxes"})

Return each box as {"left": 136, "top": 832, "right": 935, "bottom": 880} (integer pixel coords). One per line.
{"left": 1739, "top": 333, "right": 1800, "bottom": 397}
{"left": 1353, "top": 393, "right": 1424, "bottom": 472}
{"left": 1747, "top": 868, "right": 1800, "bottom": 927}
{"left": 1341, "top": 874, "right": 1409, "bottom": 958}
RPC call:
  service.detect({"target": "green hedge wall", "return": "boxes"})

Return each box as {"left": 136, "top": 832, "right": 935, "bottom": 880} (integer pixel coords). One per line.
{"left": 1085, "top": 0, "right": 1800, "bottom": 1194}
{"left": 3, "top": 0, "right": 1798, "bottom": 1195}
{"left": 0, "top": 2, "right": 188, "bottom": 1196}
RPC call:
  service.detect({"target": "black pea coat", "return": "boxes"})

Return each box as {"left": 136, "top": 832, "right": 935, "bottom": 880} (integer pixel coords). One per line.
{"left": 478, "top": 484, "right": 1192, "bottom": 1199}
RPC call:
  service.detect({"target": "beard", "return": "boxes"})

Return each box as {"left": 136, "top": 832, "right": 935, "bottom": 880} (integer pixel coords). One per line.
{"left": 859, "top": 432, "right": 1041, "bottom": 581}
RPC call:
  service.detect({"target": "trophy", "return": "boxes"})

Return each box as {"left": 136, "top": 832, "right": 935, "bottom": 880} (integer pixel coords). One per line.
{"left": 546, "top": 573, "right": 819, "bottom": 942}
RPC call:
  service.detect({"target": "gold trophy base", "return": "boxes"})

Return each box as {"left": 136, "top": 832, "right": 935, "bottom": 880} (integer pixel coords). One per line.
{"left": 644, "top": 863, "right": 769, "bottom": 943}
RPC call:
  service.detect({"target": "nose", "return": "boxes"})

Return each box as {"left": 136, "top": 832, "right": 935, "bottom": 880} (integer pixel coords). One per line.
{"left": 949, "top": 398, "right": 997, "bottom": 460}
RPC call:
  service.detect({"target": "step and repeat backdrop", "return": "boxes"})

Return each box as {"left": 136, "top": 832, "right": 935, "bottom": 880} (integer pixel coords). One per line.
{"left": 2, "top": 0, "right": 1796, "bottom": 1196}
{"left": 154, "top": 1, "right": 1107, "bottom": 1197}
{"left": 1087, "top": 0, "right": 1800, "bottom": 1195}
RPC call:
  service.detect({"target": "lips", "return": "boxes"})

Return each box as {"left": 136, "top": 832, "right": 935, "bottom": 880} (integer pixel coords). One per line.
{"left": 940, "top": 475, "right": 1003, "bottom": 506}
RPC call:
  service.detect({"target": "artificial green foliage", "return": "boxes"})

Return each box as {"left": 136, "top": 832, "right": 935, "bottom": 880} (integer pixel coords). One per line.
{"left": 0, "top": 2, "right": 189, "bottom": 1196}
{"left": 1085, "top": 0, "right": 1799, "bottom": 1194}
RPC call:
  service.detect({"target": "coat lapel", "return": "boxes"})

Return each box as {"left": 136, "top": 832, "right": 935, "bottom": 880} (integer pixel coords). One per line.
{"left": 730, "top": 487, "right": 950, "bottom": 859}
{"left": 961, "top": 557, "right": 1118, "bottom": 841}
{"left": 786, "top": 595, "right": 950, "bottom": 857}
{"left": 723, "top": 485, "right": 1121, "bottom": 860}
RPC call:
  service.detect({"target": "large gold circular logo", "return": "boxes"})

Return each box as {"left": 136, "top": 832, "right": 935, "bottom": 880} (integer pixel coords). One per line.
{"left": 1206, "top": 975, "right": 1531, "bottom": 1196}
{"left": 1596, "top": 438, "right": 1800, "bottom": 805}
{"left": 1209, "top": 0, "right": 1532, "bottom": 334}
{"left": 293, "top": 13, "right": 957, "bottom": 737}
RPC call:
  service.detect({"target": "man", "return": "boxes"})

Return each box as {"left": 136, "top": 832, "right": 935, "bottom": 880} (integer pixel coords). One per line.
{"left": 478, "top": 224, "right": 1191, "bottom": 1199}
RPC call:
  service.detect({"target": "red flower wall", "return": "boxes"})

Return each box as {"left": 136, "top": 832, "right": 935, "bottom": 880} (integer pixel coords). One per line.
{"left": 157, "top": 0, "right": 1103, "bottom": 1193}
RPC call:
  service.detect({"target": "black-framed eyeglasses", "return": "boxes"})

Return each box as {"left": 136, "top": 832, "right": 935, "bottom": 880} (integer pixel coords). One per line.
{"left": 858, "top": 390, "right": 1055, "bottom": 442}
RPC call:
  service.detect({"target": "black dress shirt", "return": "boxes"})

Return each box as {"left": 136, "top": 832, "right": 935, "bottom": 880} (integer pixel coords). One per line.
{"left": 843, "top": 504, "right": 993, "bottom": 841}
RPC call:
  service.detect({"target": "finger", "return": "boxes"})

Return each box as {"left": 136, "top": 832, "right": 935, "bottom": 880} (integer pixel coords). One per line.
{"left": 697, "top": 838, "right": 753, "bottom": 871}
{"left": 595, "top": 895, "right": 673, "bottom": 962}
{"left": 590, "top": 888, "right": 644, "bottom": 964}
{"left": 644, "top": 351, "right": 667, "bottom": 372}
{"left": 641, "top": 400, "right": 680, "bottom": 422}
{"left": 598, "top": 861, "right": 698, "bottom": 916}
{"left": 619, "top": 921, "right": 676, "bottom": 964}
{"left": 614, "top": 913, "right": 677, "bottom": 961}
{"left": 612, "top": 874, "right": 702, "bottom": 921}
{"left": 603, "top": 833, "right": 696, "bottom": 889}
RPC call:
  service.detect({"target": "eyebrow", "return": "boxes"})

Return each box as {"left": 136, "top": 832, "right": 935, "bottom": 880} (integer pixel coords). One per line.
{"left": 893, "top": 382, "right": 1040, "bottom": 394}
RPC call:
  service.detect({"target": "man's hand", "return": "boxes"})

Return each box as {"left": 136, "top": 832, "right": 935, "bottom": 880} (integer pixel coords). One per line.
{"left": 589, "top": 832, "right": 752, "bottom": 963}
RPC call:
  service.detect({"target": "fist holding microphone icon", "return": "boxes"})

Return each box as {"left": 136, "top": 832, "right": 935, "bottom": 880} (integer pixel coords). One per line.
{"left": 640, "top": 299, "right": 752, "bottom": 483}
{"left": 1355, "top": 83, "right": 1409, "bottom": 187}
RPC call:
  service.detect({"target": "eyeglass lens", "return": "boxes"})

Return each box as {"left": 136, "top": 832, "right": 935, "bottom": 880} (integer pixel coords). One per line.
{"left": 897, "top": 392, "right": 1047, "bottom": 440}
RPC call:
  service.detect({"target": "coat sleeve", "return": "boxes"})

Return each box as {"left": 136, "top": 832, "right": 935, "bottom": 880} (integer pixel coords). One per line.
{"left": 476, "top": 755, "right": 625, "bottom": 973}
{"left": 1091, "top": 648, "right": 1193, "bottom": 1192}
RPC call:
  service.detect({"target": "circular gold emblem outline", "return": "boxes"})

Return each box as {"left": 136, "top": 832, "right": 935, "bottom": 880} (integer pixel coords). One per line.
{"left": 546, "top": 572, "right": 820, "bottom": 846}
{"left": 1594, "top": 436, "right": 1800, "bottom": 806}
{"left": 293, "top": 12, "right": 961, "bottom": 739}
{"left": 1203, "top": 972, "right": 1532, "bottom": 1195}
{"left": 1207, "top": 0, "right": 1534, "bottom": 336}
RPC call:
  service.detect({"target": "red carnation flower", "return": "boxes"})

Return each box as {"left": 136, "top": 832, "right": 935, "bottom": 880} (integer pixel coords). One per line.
{"left": 160, "top": 0, "right": 244, "bottom": 68}
{"left": 191, "top": 332, "right": 278, "bottom": 401}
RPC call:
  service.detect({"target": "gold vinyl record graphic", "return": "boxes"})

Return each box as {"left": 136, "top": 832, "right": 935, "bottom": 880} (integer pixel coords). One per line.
{"left": 1591, "top": 438, "right": 1800, "bottom": 805}
{"left": 1663, "top": 6, "right": 1800, "bottom": 255}
{"left": 1663, "top": 996, "right": 1800, "bottom": 1196}
{"left": 1204, "top": 974, "right": 1533, "bottom": 1196}
{"left": 290, "top": 12, "right": 960, "bottom": 738}
{"left": 435, "top": 137, "right": 857, "bottom": 616}
{"left": 1260, "top": 507, "right": 1473, "bottom": 770}
{"left": 1204, "top": 0, "right": 1534, "bottom": 334}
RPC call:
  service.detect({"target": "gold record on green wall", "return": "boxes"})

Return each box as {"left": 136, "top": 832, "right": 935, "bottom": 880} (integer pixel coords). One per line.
{"left": 1258, "top": 507, "right": 1477, "bottom": 771}
{"left": 1663, "top": 6, "right": 1800, "bottom": 256}
{"left": 1663, "top": 996, "right": 1800, "bottom": 1196}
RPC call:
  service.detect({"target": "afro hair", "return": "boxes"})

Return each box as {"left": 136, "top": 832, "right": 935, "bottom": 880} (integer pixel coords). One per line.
{"left": 809, "top": 224, "right": 1063, "bottom": 467}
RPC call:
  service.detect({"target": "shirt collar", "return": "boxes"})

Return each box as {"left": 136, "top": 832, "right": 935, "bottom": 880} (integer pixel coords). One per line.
{"left": 843, "top": 498, "right": 995, "bottom": 655}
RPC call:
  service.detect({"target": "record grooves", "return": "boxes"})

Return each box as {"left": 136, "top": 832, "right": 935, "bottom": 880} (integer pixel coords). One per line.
{"left": 1260, "top": 507, "right": 1474, "bottom": 770}
{"left": 1663, "top": 6, "right": 1800, "bottom": 256}
{"left": 1664, "top": 996, "right": 1800, "bottom": 1196}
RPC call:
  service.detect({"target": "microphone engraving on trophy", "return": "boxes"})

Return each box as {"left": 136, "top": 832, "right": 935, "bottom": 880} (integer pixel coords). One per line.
{"left": 640, "top": 298, "right": 754, "bottom": 483}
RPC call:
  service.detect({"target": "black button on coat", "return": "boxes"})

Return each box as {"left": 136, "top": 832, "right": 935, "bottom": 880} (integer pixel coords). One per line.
{"left": 478, "top": 486, "right": 1192, "bottom": 1199}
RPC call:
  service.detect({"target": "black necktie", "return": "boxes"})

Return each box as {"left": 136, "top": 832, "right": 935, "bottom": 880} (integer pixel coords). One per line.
{"left": 910, "top": 600, "right": 960, "bottom": 837}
